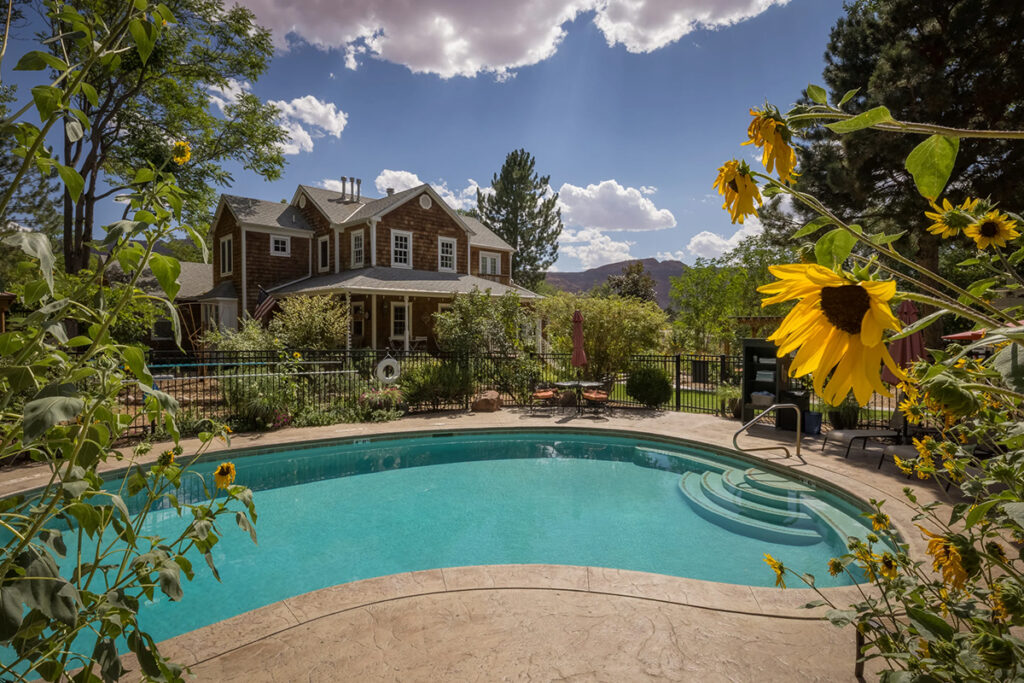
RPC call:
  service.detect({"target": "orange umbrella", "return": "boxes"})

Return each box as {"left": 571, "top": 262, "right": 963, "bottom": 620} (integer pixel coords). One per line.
{"left": 571, "top": 310, "right": 587, "bottom": 369}
{"left": 882, "top": 300, "right": 926, "bottom": 384}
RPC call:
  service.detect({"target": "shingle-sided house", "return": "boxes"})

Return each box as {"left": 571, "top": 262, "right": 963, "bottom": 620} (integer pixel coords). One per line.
{"left": 198, "top": 178, "right": 540, "bottom": 351}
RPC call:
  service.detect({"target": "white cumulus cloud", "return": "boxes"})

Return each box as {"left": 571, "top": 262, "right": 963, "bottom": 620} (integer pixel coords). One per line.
{"left": 656, "top": 250, "right": 687, "bottom": 262}
{"left": 240, "top": 0, "right": 788, "bottom": 80}
{"left": 559, "top": 228, "right": 635, "bottom": 269}
{"left": 208, "top": 78, "right": 251, "bottom": 113}
{"left": 279, "top": 120, "right": 314, "bottom": 155}
{"left": 373, "top": 169, "right": 488, "bottom": 210}
{"left": 558, "top": 179, "right": 675, "bottom": 232}
{"left": 269, "top": 95, "right": 348, "bottom": 138}
{"left": 685, "top": 217, "right": 764, "bottom": 259}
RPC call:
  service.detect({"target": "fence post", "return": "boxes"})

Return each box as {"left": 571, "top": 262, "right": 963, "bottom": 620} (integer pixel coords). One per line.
{"left": 674, "top": 354, "right": 681, "bottom": 412}
{"left": 720, "top": 354, "right": 727, "bottom": 383}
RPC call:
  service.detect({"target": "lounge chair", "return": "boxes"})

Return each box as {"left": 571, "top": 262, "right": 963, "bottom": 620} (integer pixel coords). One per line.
{"left": 822, "top": 410, "right": 904, "bottom": 460}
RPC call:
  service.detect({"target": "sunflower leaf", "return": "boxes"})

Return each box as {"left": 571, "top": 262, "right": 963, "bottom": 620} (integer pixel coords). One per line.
{"left": 905, "top": 135, "right": 959, "bottom": 201}
{"left": 992, "top": 345, "right": 1024, "bottom": 393}
{"left": 825, "top": 106, "right": 893, "bottom": 133}
{"left": 889, "top": 308, "right": 947, "bottom": 341}
{"left": 837, "top": 88, "right": 859, "bottom": 108}
{"left": 807, "top": 84, "right": 827, "bottom": 105}
{"left": 814, "top": 228, "right": 857, "bottom": 267}
{"left": 793, "top": 216, "right": 834, "bottom": 239}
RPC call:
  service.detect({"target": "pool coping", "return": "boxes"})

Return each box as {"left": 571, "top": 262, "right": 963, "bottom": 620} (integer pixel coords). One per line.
{"left": 135, "top": 563, "right": 872, "bottom": 672}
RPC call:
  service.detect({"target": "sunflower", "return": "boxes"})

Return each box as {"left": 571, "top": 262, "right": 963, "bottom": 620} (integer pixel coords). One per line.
{"left": 869, "top": 512, "right": 890, "bottom": 532}
{"left": 743, "top": 108, "right": 797, "bottom": 183}
{"left": 763, "top": 553, "right": 786, "bottom": 589}
{"left": 924, "top": 197, "right": 978, "bottom": 239}
{"left": 156, "top": 449, "right": 175, "bottom": 467}
{"left": 919, "top": 526, "right": 968, "bottom": 591}
{"left": 879, "top": 552, "right": 899, "bottom": 580}
{"left": 713, "top": 159, "right": 762, "bottom": 224}
{"left": 964, "top": 210, "right": 1020, "bottom": 250}
{"left": 171, "top": 140, "right": 191, "bottom": 165}
{"left": 214, "top": 461, "right": 236, "bottom": 489}
{"left": 757, "top": 264, "right": 904, "bottom": 406}
{"left": 827, "top": 558, "right": 844, "bottom": 577}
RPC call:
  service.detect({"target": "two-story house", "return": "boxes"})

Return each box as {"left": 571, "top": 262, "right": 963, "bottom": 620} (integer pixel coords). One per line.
{"left": 197, "top": 178, "right": 540, "bottom": 351}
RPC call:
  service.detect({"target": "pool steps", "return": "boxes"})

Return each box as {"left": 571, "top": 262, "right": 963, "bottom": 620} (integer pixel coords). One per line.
{"left": 639, "top": 447, "right": 870, "bottom": 547}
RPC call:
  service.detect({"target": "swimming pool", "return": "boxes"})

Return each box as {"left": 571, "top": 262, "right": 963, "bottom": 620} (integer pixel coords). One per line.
{"left": 92, "top": 428, "right": 882, "bottom": 645}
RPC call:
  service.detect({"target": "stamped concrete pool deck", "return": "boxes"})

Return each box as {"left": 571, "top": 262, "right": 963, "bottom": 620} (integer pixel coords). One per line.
{"left": 3, "top": 410, "right": 960, "bottom": 681}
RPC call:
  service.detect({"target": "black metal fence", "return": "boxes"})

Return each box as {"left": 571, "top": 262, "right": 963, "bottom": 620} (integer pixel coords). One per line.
{"left": 117, "top": 348, "right": 896, "bottom": 436}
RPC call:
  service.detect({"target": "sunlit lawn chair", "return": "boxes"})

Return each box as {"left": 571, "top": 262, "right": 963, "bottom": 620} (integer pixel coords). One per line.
{"left": 823, "top": 410, "right": 905, "bottom": 460}
{"left": 530, "top": 384, "right": 560, "bottom": 414}
{"left": 582, "top": 389, "right": 610, "bottom": 416}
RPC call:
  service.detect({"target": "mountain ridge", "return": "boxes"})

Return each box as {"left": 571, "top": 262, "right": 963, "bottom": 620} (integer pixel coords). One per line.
{"left": 545, "top": 257, "right": 685, "bottom": 309}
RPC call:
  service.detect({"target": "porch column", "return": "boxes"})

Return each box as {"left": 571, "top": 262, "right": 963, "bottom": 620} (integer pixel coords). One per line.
{"left": 403, "top": 294, "right": 410, "bottom": 352}
{"left": 345, "top": 291, "right": 351, "bottom": 351}
{"left": 371, "top": 293, "right": 377, "bottom": 349}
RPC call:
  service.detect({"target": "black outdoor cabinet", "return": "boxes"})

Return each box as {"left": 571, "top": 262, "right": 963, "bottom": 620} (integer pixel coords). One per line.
{"left": 776, "top": 389, "right": 809, "bottom": 431}
{"left": 741, "top": 338, "right": 781, "bottom": 423}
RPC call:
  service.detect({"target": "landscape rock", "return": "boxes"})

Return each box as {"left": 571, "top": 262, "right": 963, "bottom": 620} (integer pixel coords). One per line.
{"left": 471, "top": 390, "right": 502, "bottom": 412}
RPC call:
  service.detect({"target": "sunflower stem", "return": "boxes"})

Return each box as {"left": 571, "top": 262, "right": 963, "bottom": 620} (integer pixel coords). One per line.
{"left": 785, "top": 111, "right": 1024, "bottom": 139}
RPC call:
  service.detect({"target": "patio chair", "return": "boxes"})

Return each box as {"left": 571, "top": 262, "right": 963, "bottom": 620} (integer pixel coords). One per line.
{"left": 529, "top": 384, "right": 560, "bottom": 414}
{"left": 581, "top": 389, "right": 610, "bottom": 415}
{"left": 822, "top": 409, "right": 905, "bottom": 460}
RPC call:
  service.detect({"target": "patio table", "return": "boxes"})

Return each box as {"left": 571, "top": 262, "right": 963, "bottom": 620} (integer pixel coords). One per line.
{"left": 554, "top": 380, "right": 604, "bottom": 415}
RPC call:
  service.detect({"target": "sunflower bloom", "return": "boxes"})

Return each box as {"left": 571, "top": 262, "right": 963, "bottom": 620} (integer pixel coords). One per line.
{"left": 924, "top": 197, "right": 978, "bottom": 239}
{"left": 157, "top": 450, "right": 175, "bottom": 467}
{"left": 828, "top": 558, "right": 843, "bottom": 576}
{"left": 214, "top": 462, "right": 236, "bottom": 489}
{"left": 743, "top": 108, "right": 797, "bottom": 183}
{"left": 879, "top": 552, "right": 898, "bottom": 580}
{"left": 764, "top": 553, "right": 786, "bottom": 589}
{"left": 869, "top": 512, "right": 890, "bottom": 531}
{"left": 919, "top": 526, "right": 968, "bottom": 590}
{"left": 171, "top": 140, "right": 191, "bottom": 165}
{"left": 758, "top": 264, "right": 903, "bottom": 405}
{"left": 713, "top": 159, "right": 762, "bottom": 224}
{"left": 964, "top": 210, "right": 1020, "bottom": 250}
{"left": 893, "top": 454, "right": 913, "bottom": 475}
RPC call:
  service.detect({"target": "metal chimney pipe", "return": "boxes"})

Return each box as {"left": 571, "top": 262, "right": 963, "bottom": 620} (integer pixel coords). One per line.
{"left": 356, "top": 178, "right": 361, "bottom": 201}
{"left": 340, "top": 177, "right": 347, "bottom": 200}
{"left": 387, "top": 187, "right": 394, "bottom": 196}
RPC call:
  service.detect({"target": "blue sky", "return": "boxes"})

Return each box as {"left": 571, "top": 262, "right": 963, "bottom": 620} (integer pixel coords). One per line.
{"left": 7, "top": 0, "right": 849, "bottom": 270}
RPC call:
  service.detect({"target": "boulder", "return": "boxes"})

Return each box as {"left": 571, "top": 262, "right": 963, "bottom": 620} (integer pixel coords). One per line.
{"left": 558, "top": 391, "right": 577, "bottom": 407}
{"left": 471, "top": 390, "right": 502, "bottom": 412}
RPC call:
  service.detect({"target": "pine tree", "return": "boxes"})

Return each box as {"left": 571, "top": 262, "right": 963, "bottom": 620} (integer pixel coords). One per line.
{"left": 477, "top": 149, "right": 562, "bottom": 289}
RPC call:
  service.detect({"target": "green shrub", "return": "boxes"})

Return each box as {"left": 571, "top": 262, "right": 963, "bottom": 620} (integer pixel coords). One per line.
{"left": 220, "top": 368, "right": 297, "bottom": 430}
{"left": 626, "top": 366, "right": 673, "bottom": 408}
{"left": 488, "top": 356, "right": 542, "bottom": 404}
{"left": 401, "top": 359, "right": 473, "bottom": 409}
{"left": 269, "top": 294, "right": 350, "bottom": 349}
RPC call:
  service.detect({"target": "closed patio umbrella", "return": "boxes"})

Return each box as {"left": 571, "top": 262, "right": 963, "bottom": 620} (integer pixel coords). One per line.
{"left": 881, "top": 300, "right": 926, "bottom": 384}
{"left": 571, "top": 309, "right": 587, "bottom": 370}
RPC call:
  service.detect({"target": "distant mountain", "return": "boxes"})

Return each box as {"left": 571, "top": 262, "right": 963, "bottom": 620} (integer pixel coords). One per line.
{"left": 545, "top": 258, "right": 685, "bottom": 309}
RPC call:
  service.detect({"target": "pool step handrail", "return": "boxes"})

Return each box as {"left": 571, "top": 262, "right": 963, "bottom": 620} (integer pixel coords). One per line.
{"left": 732, "top": 403, "right": 802, "bottom": 458}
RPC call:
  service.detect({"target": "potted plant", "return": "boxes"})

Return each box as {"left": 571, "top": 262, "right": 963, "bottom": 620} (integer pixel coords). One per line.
{"left": 827, "top": 394, "right": 861, "bottom": 430}
{"left": 715, "top": 383, "right": 743, "bottom": 419}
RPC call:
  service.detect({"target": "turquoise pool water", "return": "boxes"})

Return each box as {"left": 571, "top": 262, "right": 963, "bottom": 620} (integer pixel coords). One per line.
{"left": 40, "top": 430, "right": 879, "bottom": 649}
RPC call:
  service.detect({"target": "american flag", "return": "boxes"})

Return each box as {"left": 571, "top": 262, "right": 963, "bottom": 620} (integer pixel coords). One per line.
{"left": 254, "top": 286, "right": 277, "bottom": 321}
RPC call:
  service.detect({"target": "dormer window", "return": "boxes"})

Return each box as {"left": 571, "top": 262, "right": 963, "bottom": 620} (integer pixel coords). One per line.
{"left": 391, "top": 229, "right": 411, "bottom": 269}
{"left": 270, "top": 235, "right": 290, "bottom": 256}
{"left": 438, "top": 237, "right": 456, "bottom": 272}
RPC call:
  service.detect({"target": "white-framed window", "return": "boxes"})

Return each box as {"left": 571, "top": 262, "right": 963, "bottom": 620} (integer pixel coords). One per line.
{"left": 391, "top": 230, "right": 412, "bottom": 268}
{"left": 479, "top": 251, "right": 500, "bottom": 275}
{"left": 438, "top": 236, "right": 456, "bottom": 272}
{"left": 351, "top": 302, "right": 364, "bottom": 337}
{"left": 317, "top": 235, "right": 330, "bottom": 272}
{"left": 438, "top": 303, "right": 452, "bottom": 314}
{"left": 270, "top": 235, "right": 290, "bottom": 256}
{"left": 351, "top": 230, "right": 364, "bottom": 268}
{"left": 219, "top": 236, "right": 233, "bottom": 276}
{"left": 202, "top": 300, "right": 237, "bottom": 332}
{"left": 390, "top": 302, "right": 408, "bottom": 338}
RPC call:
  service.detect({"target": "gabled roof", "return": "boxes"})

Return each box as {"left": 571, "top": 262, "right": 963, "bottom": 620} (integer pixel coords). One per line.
{"left": 295, "top": 185, "right": 365, "bottom": 223}
{"left": 269, "top": 266, "right": 540, "bottom": 299}
{"left": 222, "top": 195, "right": 312, "bottom": 231}
{"left": 105, "top": 260, "right": 213, "bottom": 300}
{"left": 461, "top": 216, "right": 513, "bottom": 251}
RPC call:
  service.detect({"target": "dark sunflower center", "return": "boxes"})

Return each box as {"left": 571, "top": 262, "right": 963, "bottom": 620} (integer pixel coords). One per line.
{"left": 980, "top": 220, "right": 999, "bottom": 237}
{"left": 727, "top": 179, "right": 738, "bottom": 192}
{"left": 820, "top": 285, "right": 870, "bottom": 335}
